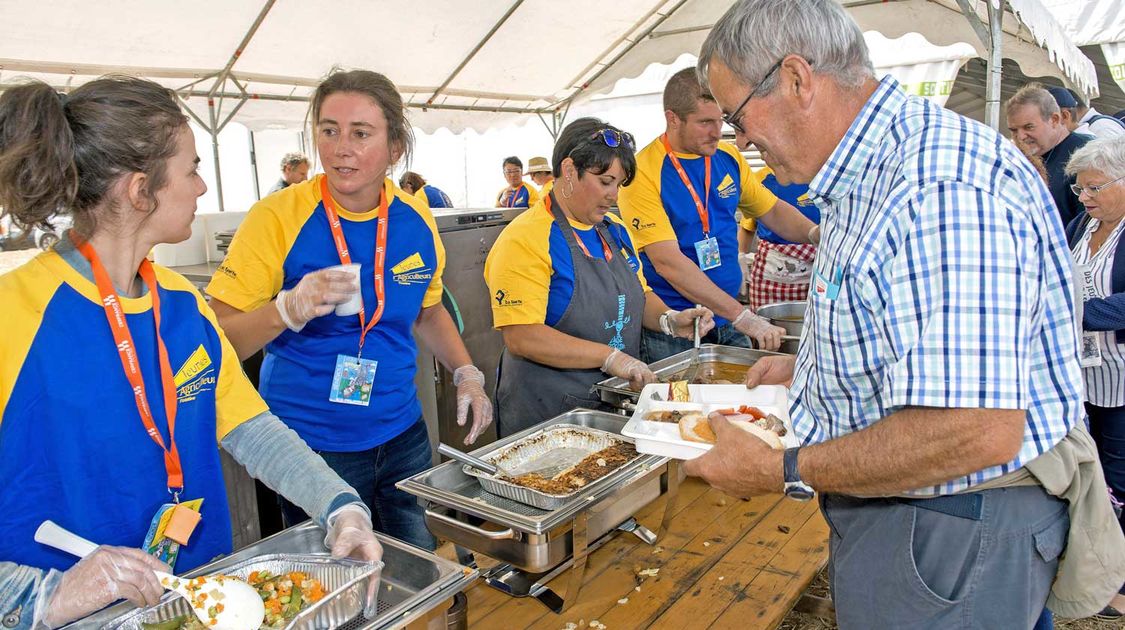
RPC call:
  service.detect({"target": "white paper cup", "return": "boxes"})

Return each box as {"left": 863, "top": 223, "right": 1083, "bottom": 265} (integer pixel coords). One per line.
{"left": 327, "top": 263, "right": 362, "bottom": 316}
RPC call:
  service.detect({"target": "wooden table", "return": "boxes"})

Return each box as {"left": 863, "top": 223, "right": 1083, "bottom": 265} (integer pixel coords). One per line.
{"left": 461, "top": 477, "right": 829, "bottom": 629}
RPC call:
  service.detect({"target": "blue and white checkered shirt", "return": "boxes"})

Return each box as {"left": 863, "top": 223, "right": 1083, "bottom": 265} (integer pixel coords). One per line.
{"left": 790, "top": 76, "right": 1086, "bottom": 496}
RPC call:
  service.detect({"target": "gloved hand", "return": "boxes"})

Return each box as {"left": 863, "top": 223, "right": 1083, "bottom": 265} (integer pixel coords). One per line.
{"left": 325, "top": 504, "right": 383, "bottom": 619}
{"left": 732, "top": 308, "right": 785, "bottom": 351}
{"left": 39, "top": 546, "right": 169, "bottom": 628}
{"left": 454, "top": 365, "right": 493, "bottom": 445}
{"left": 664, "top": 307, "right": 716, "bottom": 339}
{"left": 602, "top": 349, "right": 656, "bottom": 391}
{"left": 275, "top": 268, "right": 358, "bottom": 332}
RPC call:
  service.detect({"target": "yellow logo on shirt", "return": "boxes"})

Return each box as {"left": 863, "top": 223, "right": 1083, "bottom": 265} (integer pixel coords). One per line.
{"left": 392, "top": 253, "right": 425, "bottom": 275}
{"left": 175, "top": 345, "right": 217, "bottom": 403}
{"left": 796, "top": 193, "right": 812, "bottom": 207}
{"left": 716, "top": 173, "right": 737, "bottom": 199}
{"left": 391, "top": 253, "right": 433, "bottom": 286}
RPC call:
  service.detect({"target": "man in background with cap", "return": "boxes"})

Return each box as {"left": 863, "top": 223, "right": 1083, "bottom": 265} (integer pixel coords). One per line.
{"left": 1052, "top": 87, "right": 1125, "bottom": 140}
{"left": 526, "top": 156, "right": 554, "bottom": 195}
{"left": 1007, "top": 83, "right": 1092, "bottom": 226}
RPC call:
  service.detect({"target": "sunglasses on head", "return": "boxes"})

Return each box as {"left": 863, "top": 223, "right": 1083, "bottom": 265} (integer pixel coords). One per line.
{"left": 582, "top": 128, "right": 635, "bottom": 151}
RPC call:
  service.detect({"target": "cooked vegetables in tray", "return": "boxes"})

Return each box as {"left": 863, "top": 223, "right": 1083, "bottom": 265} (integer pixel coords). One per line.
{"left": 141, "top": 571, "right": 326, "bottom": 630}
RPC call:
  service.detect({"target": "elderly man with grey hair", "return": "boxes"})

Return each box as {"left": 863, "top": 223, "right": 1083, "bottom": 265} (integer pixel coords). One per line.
{"left": 683, "top": 0, "right": 1124, "bottom": 627}
{"left": 267, "top": 151, "right": 310, "bottom": 195}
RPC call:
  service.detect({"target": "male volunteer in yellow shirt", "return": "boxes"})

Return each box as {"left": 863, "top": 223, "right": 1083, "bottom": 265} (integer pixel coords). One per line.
{"left": 619, "top": 67, "right": 816, "bottom": 360}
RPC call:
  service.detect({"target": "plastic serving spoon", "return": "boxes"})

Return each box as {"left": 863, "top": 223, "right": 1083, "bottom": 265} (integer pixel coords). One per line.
{"left": 34, "top": 520, "right": 265, "bottom": 630}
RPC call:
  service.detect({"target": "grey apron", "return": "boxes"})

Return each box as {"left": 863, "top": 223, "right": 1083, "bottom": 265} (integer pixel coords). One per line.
{"left": 496, "top": 193, "right": 646, "bottom": 436}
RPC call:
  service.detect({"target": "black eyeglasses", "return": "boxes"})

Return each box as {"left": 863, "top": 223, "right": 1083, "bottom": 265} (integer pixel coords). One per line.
{"left": 722, "top": 57, "right": 810, "bottom": 134}
{"left": 581, "top": 128, "right": 635, "bottom": 151}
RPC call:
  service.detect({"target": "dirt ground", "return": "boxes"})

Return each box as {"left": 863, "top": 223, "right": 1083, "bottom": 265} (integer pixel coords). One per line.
{"left": 779, "top": 569, "right": 1125, "bottom": 630}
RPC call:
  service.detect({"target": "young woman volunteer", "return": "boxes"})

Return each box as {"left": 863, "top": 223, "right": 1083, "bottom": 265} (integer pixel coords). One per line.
{"left": 0, "top": 76, "right": 380, "bottom": 629}
{"left": 207, "top": 69, "right": 492, "bottom": 550}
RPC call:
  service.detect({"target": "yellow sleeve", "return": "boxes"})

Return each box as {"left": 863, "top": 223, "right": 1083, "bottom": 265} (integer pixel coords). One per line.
{"left": 730, "top": 144, "right": 778, "bottom": 220}
{"left": 205, "top": 198, "right": 298, "bottom": 312}
{"left": 162, "top": 269, "right": 269, "bottom": 440}
{"left": 618, "top": 145, "right": 677, "bottom": 250}
{"left": 413, "top": 188, "right": 431, "bottom": 209}
{"left": 525, "top": 184, "right": 540, "bottom": 207}
{"left": 483, "top": 212, "right": 553, "bottom": 328}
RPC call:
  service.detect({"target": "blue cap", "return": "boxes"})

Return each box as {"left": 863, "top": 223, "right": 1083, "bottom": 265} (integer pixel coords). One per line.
{"left": 1047, "top": 86, "right": 1078, "bottom": 108}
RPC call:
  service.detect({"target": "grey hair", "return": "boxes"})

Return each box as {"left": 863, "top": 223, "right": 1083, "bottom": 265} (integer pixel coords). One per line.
{"left": 1065, "top": 136, "right": 1125, "bottom": 180}
{"left": 280, "top": 151, "right": 309, "bottom": 170}
{"left": 697, "top": 0, "right": 875, "bottom": 93}
{"left": 1005, "top": 83, "right": 1059, "bottom": 120}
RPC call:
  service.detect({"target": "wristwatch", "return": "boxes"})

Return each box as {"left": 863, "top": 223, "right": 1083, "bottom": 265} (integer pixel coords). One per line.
{"left": 783, "top": 447, "right": 814, "bottom": 501}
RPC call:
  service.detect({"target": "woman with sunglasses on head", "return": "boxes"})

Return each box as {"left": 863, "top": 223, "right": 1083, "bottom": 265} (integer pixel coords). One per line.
{"left": 0, "top": 76, "right": 380, "bottom": 630}
{"left": 485, "top": 117, "right": 714, "bottom": 436}
{"left": 1064, "top": 136, "right": 1125, "bottom": 619}
{"left": 206, "top": 69, "right": 491, "bottom": 551}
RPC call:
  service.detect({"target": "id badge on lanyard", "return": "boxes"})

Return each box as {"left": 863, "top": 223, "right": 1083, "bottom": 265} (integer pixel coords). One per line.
{"left": 320, "top": 177, "right": 389, "bottom": 406}
{"left": 662, "top": 135, "right": 720, "bottom": 271}
{"left": 1078, "top": 263, "right": 1103, "bottom": 368}
{"left": 72, "top": 233, "right": 203, "bottom": 562}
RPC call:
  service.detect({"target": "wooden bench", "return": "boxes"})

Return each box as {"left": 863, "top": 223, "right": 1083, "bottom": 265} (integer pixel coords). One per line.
{"left": 460, "top": 477, "right": 829, "bottom": 629}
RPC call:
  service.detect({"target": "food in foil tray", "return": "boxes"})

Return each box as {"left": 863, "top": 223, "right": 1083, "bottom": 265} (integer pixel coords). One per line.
{"left": 678, "top": 406, "right": 786, "bottom": 450}
{"left": 141, "top": 570, "right": 327, "bottom": 630}
{"left": 503, "top": 442, "right": 637, "bottom": 495}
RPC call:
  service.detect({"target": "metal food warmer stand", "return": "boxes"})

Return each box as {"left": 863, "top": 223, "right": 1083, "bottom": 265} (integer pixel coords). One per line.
{"left": 398, "top": 409, "right": 681, "bottom": 613}
{"left": 72, "top": 523, "right": 477, "bottom": 629}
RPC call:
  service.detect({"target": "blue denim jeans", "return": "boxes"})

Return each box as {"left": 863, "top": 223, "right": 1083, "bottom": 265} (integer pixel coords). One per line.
{"left": 641, "top": 322, "right": 751, "bottom": 364}
{"left": 279, "top": 418, "right": 436, "bottom": 550}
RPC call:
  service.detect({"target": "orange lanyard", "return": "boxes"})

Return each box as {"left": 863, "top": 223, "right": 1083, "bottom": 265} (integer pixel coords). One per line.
{"left": 503, "top": 185, "right": 524, "bottom": 208}
{"left": 319, "top": 176, "right": 389, "bottom": 356}
{"left": 661, "top": 134, "right": 712, "bottom": 236}
{"left": 546, "top": 195, "right": 613, "bottom": 261}
{"left": 72, "top": 232, "right": 184, "bottom": 495}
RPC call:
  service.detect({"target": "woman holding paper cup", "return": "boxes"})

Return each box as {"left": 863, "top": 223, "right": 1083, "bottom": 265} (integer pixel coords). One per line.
{"left": 484, "top": 117, "right": 715, "bottom": 436}
{"left": 208, "top": 69, "right": 491, "bottom": 550}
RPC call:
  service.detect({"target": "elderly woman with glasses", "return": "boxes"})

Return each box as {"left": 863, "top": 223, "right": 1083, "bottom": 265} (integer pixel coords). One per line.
{"left": 1065, "top": 136, "right": 1125, "bottom": 619}
{"left": 484, "top": 117, "right": 714, "bottom": 436}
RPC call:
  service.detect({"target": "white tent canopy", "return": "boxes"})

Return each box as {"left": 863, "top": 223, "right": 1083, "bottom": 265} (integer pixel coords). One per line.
{"left": 0, "top": 0, "right": 1099, "bottom": 133}
{"left": 1042, "top": 0, "right": 1125, "bottom": 97}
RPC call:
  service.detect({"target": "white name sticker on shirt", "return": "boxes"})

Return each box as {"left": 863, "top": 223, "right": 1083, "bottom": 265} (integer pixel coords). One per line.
{"left": 329, "top": 354, "right": 378, "bottom": 406}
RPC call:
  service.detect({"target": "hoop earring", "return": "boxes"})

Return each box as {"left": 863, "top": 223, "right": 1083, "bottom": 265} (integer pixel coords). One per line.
{"left": 562, "top": 176, "right": 575, "bottom": 199}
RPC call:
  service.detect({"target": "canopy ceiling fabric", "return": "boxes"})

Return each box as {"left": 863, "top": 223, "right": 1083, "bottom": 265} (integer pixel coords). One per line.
{"left": 0, "top": 0, "right": 1101, "bottom": 132}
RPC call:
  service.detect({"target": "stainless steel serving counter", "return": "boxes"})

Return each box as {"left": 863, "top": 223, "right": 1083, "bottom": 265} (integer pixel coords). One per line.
{"left": 72, "top": 522, "right": 478, "bottom": 629}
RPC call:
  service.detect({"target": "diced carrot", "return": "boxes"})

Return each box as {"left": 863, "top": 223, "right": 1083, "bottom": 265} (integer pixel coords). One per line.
{"left": 739, "top": 405, "right": 766, "bottom": 419}
{"left": 248, "top": 571, "right": 260, "bottom": 583}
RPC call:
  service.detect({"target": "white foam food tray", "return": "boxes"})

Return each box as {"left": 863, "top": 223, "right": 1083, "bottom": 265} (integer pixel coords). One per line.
{"left": 621, "top": 383, "right": 798, "bottom": 460}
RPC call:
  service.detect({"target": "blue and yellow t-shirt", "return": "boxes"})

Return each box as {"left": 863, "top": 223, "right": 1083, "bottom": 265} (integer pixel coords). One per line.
{"left": 619, "top": 139, "right": 777, "bottom": 324}
{"left": 0, "top": 242, "right": 267, "bottom": 572}
{"left": 485, "top": 199, "right": 650, "bottom": 328}
{"left": 754, "top": 167, "right": 818, "bottom": 245}
{"left": 496, "top": 183, "right": 540, "bottom": 209}
{"left": 417, "top": 185, "right": 453, "bottom": 209}
{"left": 206, "top": 175, "right": 445, "bottom": 451}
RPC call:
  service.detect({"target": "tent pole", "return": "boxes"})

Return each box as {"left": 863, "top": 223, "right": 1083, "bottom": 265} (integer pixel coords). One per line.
{"left": 208, "top": 99, "right": 226, "bottom": 212}
{"left": 985, "top": 1, "right": 1003, "bottom": 130}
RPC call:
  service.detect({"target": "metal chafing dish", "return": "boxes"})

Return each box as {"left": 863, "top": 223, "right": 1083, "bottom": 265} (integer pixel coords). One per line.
{"left": 71, "top": 523, "right": 477, "bottom": 630}
{"left": 398, "top": 409, "right": 679, "bottom": 613}
{"left": 592, "top": 344, "right": 788, "bottom": 410}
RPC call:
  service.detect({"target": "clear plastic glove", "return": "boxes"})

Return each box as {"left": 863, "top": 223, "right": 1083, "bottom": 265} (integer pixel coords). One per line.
{"left": 667, "top": 306, "right": 716, "bottom": 339}
{"left": 325, "top": 504, "right": 383, "bottom": 619}
{"left": 732, "top": 308, "right": 785, "bottom": 351}
{"left": 39, "top": 546, "right": 169, "bottom": 628}
{"left": 453, "top": 365, "right": 493, "bottom": 445}
{"left": 275, "top": 268, "right": 358, "bottom": 332}
{"left": 602, "top": 349, "right": 656, "bottom": 391}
